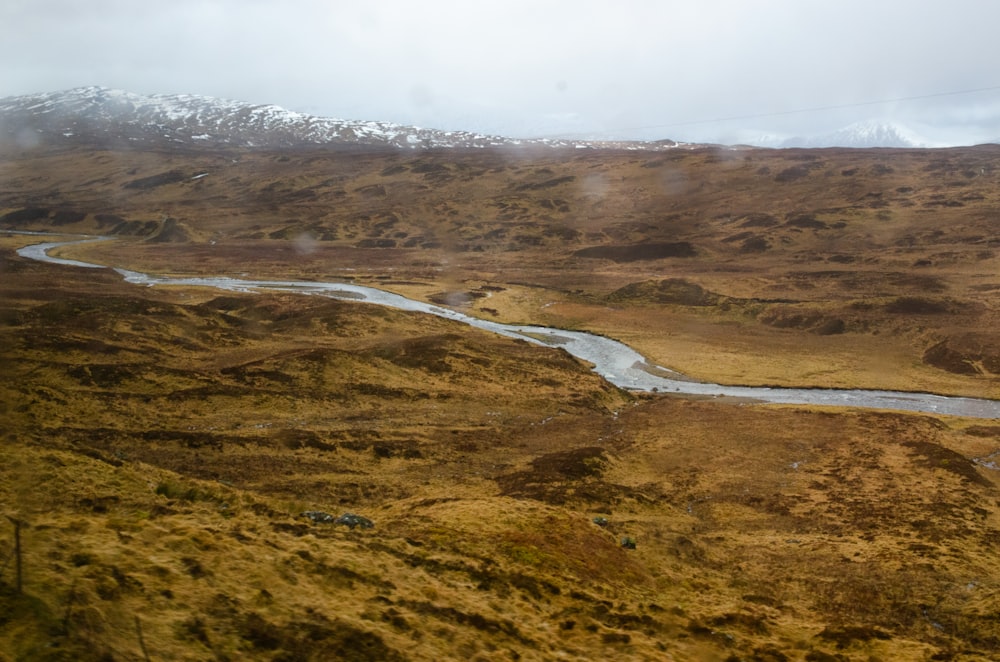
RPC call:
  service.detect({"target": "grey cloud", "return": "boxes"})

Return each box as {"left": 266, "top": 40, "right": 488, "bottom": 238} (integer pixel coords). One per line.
{"left": 3, "top": 0, "right": 999, "bottom": 145}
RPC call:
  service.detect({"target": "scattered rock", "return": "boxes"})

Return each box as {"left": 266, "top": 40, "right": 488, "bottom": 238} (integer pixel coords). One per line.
{"left": 300, "top": 511, "right": 375, "bottom": 529}
{"left": 301, "top": 510, "right": 335, "bottom": 523}
{"left": 335, "top": 513, "right": 375, "bottom": 529}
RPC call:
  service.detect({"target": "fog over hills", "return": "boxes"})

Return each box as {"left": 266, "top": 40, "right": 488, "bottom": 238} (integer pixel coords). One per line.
{"left": 777, "top": 120, "right": 927, "bottom": 148}
{"left": 4, "top": 79, "right": 1000, "bottom": 660}
{"left": 3, "top": 87, "right": 995, "bottom": 151}
{"left": 0, "top": 87, "right": 683, "bottom": 152}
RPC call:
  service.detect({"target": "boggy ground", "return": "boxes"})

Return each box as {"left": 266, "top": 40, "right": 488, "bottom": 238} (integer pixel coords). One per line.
{"left": 2, "top": 244, "right": 1000, "bottom": 661}
{"left": 2, "top": 141, "right": 1000, "bottom": 660}
{"left": 3, "top": 142, "right": 1000, "bottom": 397}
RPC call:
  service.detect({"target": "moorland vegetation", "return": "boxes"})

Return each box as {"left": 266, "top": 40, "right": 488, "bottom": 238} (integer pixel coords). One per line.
{"left": 2, "top": 140, "right": 1000, "bottom": 660}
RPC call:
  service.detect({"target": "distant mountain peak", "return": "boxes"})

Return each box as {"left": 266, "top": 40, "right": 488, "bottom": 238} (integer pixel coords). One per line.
{"left": 779, "top": 119, "right": 928, "bottom": 148}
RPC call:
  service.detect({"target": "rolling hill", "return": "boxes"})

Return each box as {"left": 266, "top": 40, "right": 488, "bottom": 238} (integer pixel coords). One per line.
{"left": 2, "top": 91, "right": 1000, "bottom": 661}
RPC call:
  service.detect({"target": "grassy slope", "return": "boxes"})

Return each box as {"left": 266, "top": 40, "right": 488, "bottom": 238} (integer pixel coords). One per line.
{"left": 2, "top": 143, "right": 1000, "bottom": 660}
{"left": 8, "top": 143, "right": 1000, "bottom": 396}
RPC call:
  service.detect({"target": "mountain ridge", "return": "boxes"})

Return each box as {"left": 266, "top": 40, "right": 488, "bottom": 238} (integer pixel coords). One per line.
{"left": 779, "top": 119, "right": 930, "bottom": 148}
{"left": 3, "top": 86, "right": 995, "bottom": 151}
{"left": 4, "top": 101, "right": 1000, "bottom": 660}
{"left": 0, "top": 86, "right": 687, "bottom": 152}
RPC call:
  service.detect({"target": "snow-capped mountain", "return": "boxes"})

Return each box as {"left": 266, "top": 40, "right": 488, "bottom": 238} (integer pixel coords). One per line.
{"left": 778, "top": 120, "right": 930, "bottom": 148}
{"left": 4, "top": 88, "right": 976, "bottom": 151}
{"left": 0, "top": 87, "right": 682, "bottom": 152}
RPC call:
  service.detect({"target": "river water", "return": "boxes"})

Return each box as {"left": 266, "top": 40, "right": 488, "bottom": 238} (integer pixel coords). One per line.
{"left": 15, "top": 236, "right": 1000, "bottom": 419}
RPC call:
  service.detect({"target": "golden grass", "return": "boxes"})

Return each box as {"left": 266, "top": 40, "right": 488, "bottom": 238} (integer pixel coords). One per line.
{"left": 25, "top": 142, "right": 999, "bottom": 401}
{"left": 2, "top": 143, "right": 1000, "bottom": 659}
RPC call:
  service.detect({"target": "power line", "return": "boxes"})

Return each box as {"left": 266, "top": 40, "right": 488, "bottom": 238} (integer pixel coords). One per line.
{"left": 545, "top": 84, "right": 1000, "bottom": 138}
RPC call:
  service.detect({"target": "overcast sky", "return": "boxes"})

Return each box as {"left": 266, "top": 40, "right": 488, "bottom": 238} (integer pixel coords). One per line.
{"left": 3, "top": 0, "right": 1000, "bottom": 145}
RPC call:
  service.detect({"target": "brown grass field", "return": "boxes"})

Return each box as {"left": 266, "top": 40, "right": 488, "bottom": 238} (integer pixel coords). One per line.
{"left": 2, "top": 141, "right": 1000, "bottom": 660}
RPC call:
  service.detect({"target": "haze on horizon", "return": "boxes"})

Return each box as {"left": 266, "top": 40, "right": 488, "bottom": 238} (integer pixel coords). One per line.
{"left": 3, "top": 0, "right": 1000, "bottom": 147}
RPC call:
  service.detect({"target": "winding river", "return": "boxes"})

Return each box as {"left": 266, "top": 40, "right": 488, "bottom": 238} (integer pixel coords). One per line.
{"left": 14, "top": 235, "right": 1000, "bottom": 419}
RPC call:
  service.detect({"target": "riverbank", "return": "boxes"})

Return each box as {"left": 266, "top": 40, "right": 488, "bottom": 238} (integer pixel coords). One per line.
{"left": 4, "top": 239, "right": 1000, "bottom": 660}
{"left": 15, "top": 233, "right": 1000, "bottom": 419}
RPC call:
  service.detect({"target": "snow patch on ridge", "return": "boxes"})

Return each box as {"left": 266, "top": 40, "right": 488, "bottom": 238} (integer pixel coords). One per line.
{"left": 778, "top": 119, "right": 933, "bottom": 148}
{"left": 0, "top": 86, "right": 693, "bottom": 152}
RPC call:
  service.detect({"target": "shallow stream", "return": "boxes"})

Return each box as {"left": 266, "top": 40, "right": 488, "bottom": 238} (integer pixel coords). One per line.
{"left": 16, "top": 236, "right": 1000, "bottom": 419}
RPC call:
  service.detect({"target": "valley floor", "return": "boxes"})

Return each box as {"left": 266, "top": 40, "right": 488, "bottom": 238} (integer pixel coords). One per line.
{"left": 2, "top": 143, "right": 1000, "bottom": 660}
{"left": 2, "top": 238, "right": 1000, "bottom": 661}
